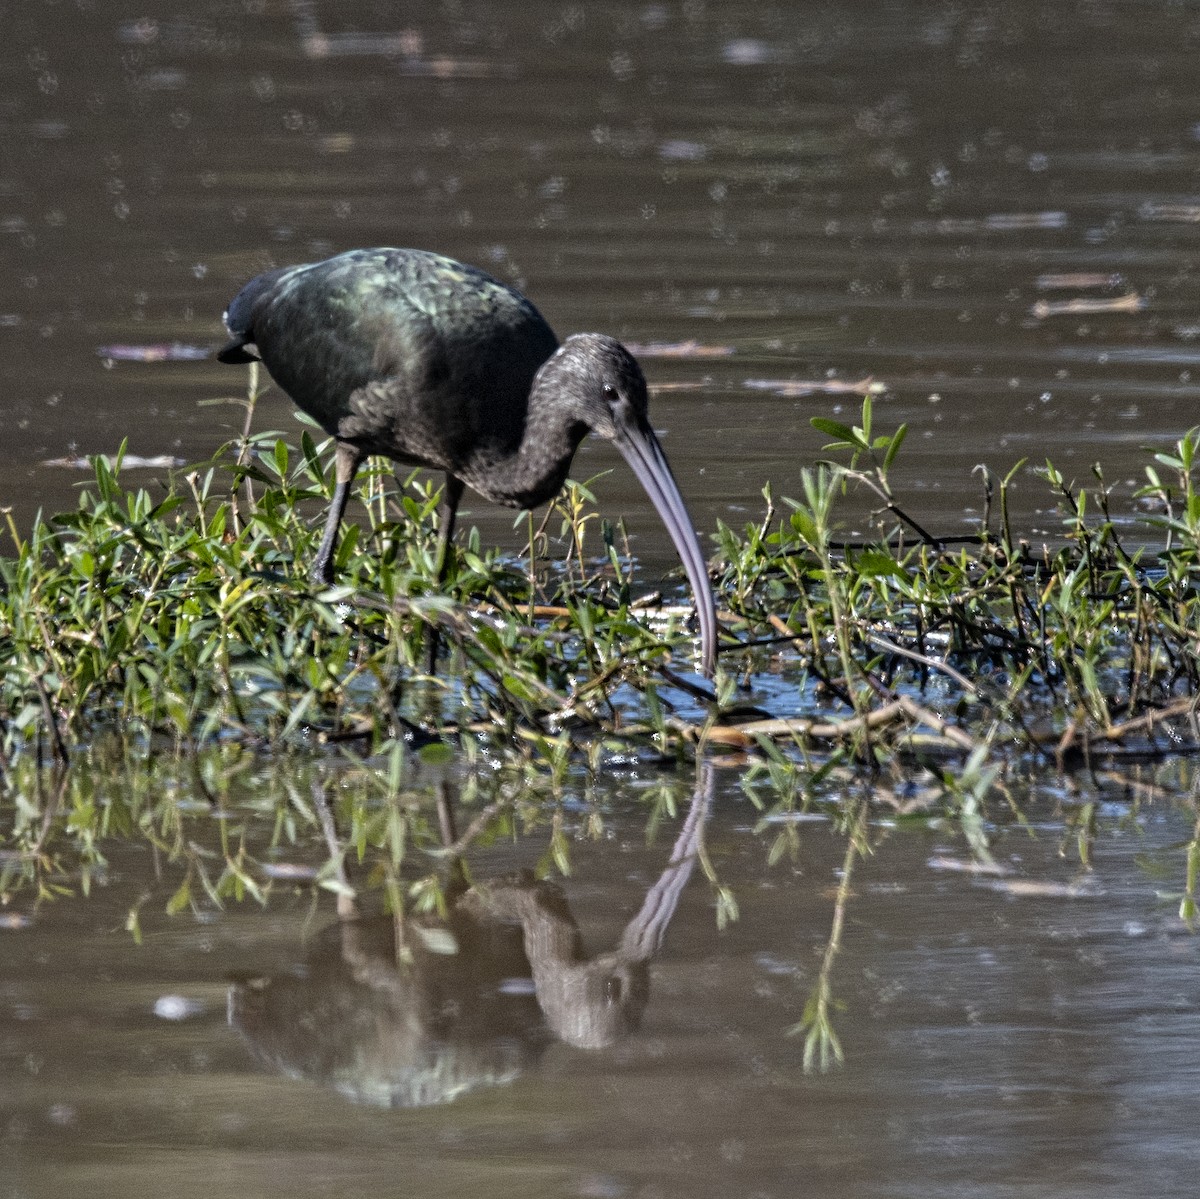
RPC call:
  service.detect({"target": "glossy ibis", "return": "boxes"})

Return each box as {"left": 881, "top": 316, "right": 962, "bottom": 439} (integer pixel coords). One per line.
{"left": 218, "top": 247, "right": 717, "bottom": 676}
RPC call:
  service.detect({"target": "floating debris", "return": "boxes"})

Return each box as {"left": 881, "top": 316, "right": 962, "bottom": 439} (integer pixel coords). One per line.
{"left": 987, "top": 878, "right": 1100, "bottom": 899}
{"left": 649, "top": 381, "right": 710, "bottom": 393}
{"left": 722, "top": 38, "right": 787, "bottom": 65}
{"left": 96, "top": 343, "right": 211, "bottom": 362}
{"left": 260, "top": 862, "right": 320, "bottom": 881}
{"left": 412, "top": 925, "right": 459, "bottom": 955}
{"left": 658, "top": 140, "right": 709, "bottom": 162}
{"left": 0, "top": 912, "right": 33, "bottom": 930}
{"left": 498, "top": 977, "right": 538, "bottom": 995}
{"left": 30, "top": 119, "right": 70, "bottom": 139}
{"left": 1139, "top": 201, "right": 1200, "bottom": 222}
{"left": 317, "top": 134, "right": 356, "bottom": 155}
{"left": 744, "top": 377, "right": 887, "bottom": 397}
{"left": 1035, "top": 272, "right": 1124, "bottom": 291}
{"left": 116, "top": 17, "right": 160, "bottom": 43}
{"left": 43, "top": 453, "right": 186, "bottom": 470}
{"left": 986, "top": 211, "right": 1069, "bottom": 230}
{"left": 302, "top": 30, "right": 423, "bottom": 58}
{"left": 301, "top": 33, "right": 500, "bottom": 76}
{"left": 1030, "top": 294, "right": 1146, "bottom": 319}
{"left": 626, "top": 340, "right": 735, "bottom": 359}
{"left": 927, "top": 855, "right": 1011, "bottom": 877}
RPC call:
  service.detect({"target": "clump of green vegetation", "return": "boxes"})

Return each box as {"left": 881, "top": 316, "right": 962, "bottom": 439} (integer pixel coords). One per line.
{"left": 5, "top": 387, "right": 1200, "bottom": 1072}
{"left": 713, "top": 400, "right": 1200, "bottom": 767}
{"left": 0, "top": 427, "right": 696, "bottom": 770}
{"left": 4, "top": 391, "right": 1200, "bottom": 774}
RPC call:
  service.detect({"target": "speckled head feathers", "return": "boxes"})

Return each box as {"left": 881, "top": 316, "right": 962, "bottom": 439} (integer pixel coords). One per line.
{"left": 534, "top": 333, "right": 649, "bottom": 432}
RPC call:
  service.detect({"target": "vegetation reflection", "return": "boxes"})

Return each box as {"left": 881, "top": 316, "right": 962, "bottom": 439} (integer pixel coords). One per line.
{"left": 4, "top": 385, "right": 1200, "bottom": 1071}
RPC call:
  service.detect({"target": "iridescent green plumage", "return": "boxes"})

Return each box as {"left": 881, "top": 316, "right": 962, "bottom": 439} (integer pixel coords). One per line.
{"left": 219, "top": 247, "right": 717, "bottom": 676}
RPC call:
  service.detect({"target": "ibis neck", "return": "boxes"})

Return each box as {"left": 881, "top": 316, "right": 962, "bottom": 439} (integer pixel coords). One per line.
{"left": 462, "top": 384, "right": 587, "bottom": 510}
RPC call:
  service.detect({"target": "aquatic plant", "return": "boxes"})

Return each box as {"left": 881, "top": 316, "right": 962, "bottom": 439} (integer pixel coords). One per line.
{"left": 5, "top": 388, "right": 1200, "bottom": 1069}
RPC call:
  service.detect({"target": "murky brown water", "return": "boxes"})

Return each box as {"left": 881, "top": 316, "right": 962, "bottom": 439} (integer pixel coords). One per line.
{"left": 5, "top": 2, "right": 1200, "bottom": 1194}
{"left": 7, "top": 1, "right": 1200, "bottom": 556}
{"left": 4, "top": 765, "right": 1200, "bottom": 1198}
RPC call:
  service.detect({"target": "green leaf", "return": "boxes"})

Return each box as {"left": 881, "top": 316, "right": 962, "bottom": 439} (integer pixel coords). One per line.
{"left": 789, "top": 509, "right": 819, "bottom": 546}
{"left": 810, "top": 417, "right": 858, "bottom": 444}
{"left": 417, "top": 741, "right": 455, "bottom": 766}
{"left": 166, "top": 878, "right": 192, "bottom": 915}
{"left": 501, "top": 673, "right": 541, "bottom": 703}
{"left": 853, "top": 549, "right": 907, "bottom": 580}
{"left": 883, "top": 423, "right": 908, "bottom": 471}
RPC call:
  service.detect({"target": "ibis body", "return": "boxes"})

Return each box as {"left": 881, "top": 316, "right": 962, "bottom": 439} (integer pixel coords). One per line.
{"left": 218, "top": 247, "right": 716, "bottom": 676}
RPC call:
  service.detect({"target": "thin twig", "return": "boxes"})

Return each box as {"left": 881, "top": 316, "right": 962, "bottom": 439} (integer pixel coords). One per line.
{"left": 33, "top": 674, "right": 69, "bottom": 768}
{"left": 864, "top": 632, "right": 981, "bottom": 698}
{"left": 311, "top": 778, "right": 357, "bottom": 919}
{"left": 435, "top": 801, "right": 503, "bottom": 859}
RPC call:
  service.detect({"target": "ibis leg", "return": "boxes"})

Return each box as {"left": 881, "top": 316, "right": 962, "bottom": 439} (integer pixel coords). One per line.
{"left": 425, "top": 474, "right": 465, "bottom": 673}
{"left": 436, "top": 778, "right": 470, "bottom": 898}
{"left": 434, "top": 474, "right": 465, "bottom": 584}
{"left": 311, "top": 442, "right": 365, "bottom": 585}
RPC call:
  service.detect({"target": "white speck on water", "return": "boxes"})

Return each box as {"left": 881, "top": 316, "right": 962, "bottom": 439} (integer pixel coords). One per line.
{"left": 498, "top": 977, "right": 537, "bottom": 995}
{"left": 154, "top": 995, "right": 206, "bottom": 1021}
{"left": 754, "top": 952, "right": 797, "bottom": 975}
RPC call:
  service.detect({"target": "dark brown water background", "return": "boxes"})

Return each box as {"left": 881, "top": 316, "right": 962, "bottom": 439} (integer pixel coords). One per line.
{"left": 4, "top": 2, "right": 1200, "bottom": 1195}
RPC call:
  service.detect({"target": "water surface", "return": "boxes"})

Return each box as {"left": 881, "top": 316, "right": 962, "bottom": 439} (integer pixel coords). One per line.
{"left": 4, "top": 3, "right": 1200, "bottom": 1195}
{"left": 3, "top": 766, "right": 1200, "bottom": 1199}
{"left": 5, "top": 1, "right": 1200, "bottom": 557}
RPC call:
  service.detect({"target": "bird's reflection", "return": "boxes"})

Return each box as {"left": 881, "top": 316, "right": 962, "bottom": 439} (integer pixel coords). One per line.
{"left": 229, "top": 764, "right": 713, "bottom": 1107}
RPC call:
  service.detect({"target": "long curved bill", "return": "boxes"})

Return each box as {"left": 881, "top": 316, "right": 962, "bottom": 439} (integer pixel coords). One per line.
{"left": 612, "top": 419, "right": 718, "bottom": 678}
